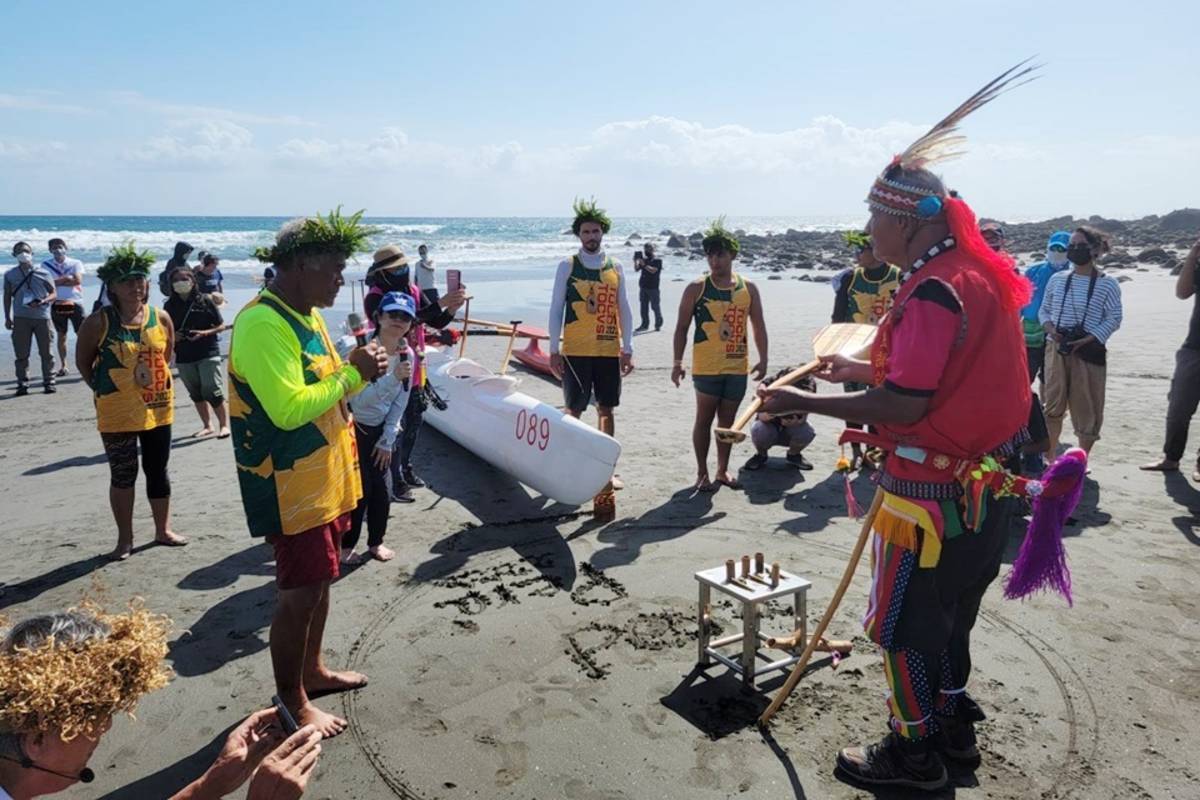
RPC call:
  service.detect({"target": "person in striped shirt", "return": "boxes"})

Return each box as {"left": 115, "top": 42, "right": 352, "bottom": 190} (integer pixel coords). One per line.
{"left": 1038, "top": 225, "right": 1123, "bottom": 459}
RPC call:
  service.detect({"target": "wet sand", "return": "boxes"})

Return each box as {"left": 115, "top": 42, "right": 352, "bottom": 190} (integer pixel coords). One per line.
{"left": 1, "top": 274, "right": 1197, "bottom": 799}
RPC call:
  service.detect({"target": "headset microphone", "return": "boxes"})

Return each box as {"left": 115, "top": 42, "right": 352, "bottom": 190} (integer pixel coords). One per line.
{"left": 1, "top": 755, "right": 94, "bottom": 783}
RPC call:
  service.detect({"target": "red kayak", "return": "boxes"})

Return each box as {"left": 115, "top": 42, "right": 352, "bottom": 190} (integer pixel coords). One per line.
{"left": 511, "top": 328, "right": 557, "bottom": 380}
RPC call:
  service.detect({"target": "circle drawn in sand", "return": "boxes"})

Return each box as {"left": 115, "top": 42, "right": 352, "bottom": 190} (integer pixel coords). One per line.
{"left": 341, "top": 529, "right": 1103, "bottom": 799}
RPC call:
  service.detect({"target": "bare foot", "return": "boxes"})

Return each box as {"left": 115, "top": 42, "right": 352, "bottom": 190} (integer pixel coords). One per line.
{"left": 293, "top": 702, "right": 349, "bottom": 739}
{"left": 305, "top": 669, "right": 369, "bottom": 697}
{"left": 714, "top": 471, "right": 742, "bottom": 490}
{"left": 216, "top": 426, "right": 231, "bottom": 439}
{"left": 695, "top": 473, "right": 716, "bottom": 492}
{"left": 1140, "top": 459, "right": 1179, "bottom": 472}
{"left": 108, "top": 545, "right": 132, "bottom": 561}
{"left": 154, "top": 531, "right": 189, "bottom": 547}
{"left": 193, "top": 427, "right": 214, "bottom": 438}
{"left": 368, "top": 544, "right": 395, "bottom": 562}
{"left": 611, "top": 474, "right": 625, "bottom": 491}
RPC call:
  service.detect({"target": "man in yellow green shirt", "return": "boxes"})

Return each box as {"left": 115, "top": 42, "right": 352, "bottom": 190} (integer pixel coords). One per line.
{"left": 230, "top": 210, "right": 387, "bottom": 739}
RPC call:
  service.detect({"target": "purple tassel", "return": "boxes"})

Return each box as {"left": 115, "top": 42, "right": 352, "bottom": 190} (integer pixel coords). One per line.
{"left": 1003, "top": 448, "right": 1087, "bottom": 606}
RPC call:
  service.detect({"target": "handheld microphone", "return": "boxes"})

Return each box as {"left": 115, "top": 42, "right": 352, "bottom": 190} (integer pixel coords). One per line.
{"left": 347, "top": 312, "right": 368, "bottom": 347}
{"left": 399, "top": 349, "right": 409, "bottom": 391}
{"left": 2, "top": 754, "right": 94, "bottom": 783}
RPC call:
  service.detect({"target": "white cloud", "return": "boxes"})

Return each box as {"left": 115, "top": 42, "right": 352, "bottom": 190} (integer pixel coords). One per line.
{"left": 276, "top": 127, "right": 524, "bottom": 174}
{"left": 123, "top": 120, "right": 254, "bottom": 167}
{"left": 0, "top": 139, "right": 68, "bottom": 160}
{"left": 108, "top": 90, "right": 316, "bottom": 127}
{"left": 0, "top": 93, "right": 89, "bottom": 114}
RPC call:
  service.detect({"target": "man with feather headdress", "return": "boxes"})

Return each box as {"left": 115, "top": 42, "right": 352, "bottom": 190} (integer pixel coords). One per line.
{"left": 758, "top": 63, "right": 1051, "bottom": 790}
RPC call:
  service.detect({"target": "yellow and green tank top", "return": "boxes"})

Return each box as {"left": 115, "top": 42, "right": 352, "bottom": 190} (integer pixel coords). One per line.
{"left": 846, "top": 265, "right": 902, "bottom": 325}
{"left": 692, "top": 273, "right": 752, "bottom": 376}
{"left": 93, "top": 305, "right": 174, "bottom": 433}
{"left": 561, "top": 255, "right": 621, "bottom": 358}
{"left": 229, "top": 291, "right": 363, "bottom": 538}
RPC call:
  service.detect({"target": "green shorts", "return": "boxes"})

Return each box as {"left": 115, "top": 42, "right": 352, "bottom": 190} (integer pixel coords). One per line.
{"left": 176, "top": 357, "right": 225, "bottom": 404}
{"left": 693, "top": 373, "right": 748, "bottom": 402}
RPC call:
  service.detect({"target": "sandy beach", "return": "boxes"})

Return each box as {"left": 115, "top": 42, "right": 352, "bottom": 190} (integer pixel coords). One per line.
{"left": 1, "top": 273, "right": 1197, "bottom": 800}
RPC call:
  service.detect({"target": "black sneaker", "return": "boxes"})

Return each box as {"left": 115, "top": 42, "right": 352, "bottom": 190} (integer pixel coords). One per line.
{"left": 43, "top": 383, "right": 56, "bottom": 394}
{"left": 634, "top": 325, "right": 648, "bottom": 332}
{"left": 15, "top": 386, "right": 29, "bottom": 397}
{"left": 402, "top": 467, "right": 426, "bottom": 489}
{"left": 786, "top": 452, "right": 813, "bottom": 470}
{"left": 391, "top": 485, "right": 415, "bottom": 503}
{"left": 836, "top": 732, "right": 948, "bottom": 791}
{"left": 935, "top": 715, "right": 980, "bottom": 763}
{"left": 743, "top": 453, "right": 768, "bottom": 471}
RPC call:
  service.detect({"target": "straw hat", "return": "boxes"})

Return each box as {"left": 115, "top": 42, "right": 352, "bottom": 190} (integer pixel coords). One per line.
{"left": 368, "top": 244, "right": 408, "bottom": 274}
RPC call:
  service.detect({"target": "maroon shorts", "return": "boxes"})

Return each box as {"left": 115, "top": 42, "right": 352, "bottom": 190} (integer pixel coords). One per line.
{"left": 267, "top": 513, "right": 352, "bottom": 590}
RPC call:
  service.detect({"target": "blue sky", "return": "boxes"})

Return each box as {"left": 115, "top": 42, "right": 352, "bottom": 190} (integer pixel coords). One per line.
{"left": 1, "top": 0, "right": 1197, "bottom": 218}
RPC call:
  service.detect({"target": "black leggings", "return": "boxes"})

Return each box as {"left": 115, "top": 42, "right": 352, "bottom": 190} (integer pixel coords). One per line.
{"left": 347, "top": 422, "right": 391, "bottom": 550}
{"left": 100, "top": 425, "right": 172, "bottom": 498}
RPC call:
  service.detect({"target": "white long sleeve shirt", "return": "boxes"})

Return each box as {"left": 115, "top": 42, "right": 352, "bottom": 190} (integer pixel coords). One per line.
{"left": 547, "top": 248, "right": 634, "bottom": 355}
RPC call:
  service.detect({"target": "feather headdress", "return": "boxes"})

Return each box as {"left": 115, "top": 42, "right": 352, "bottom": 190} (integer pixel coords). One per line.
{"left": 868, "top": 58, "right": 1040, "bottom": 218}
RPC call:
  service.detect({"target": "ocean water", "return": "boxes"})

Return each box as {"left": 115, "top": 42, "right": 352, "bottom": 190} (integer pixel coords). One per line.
{"left": 0, "top": 214, "right": 860, "bottom": 282}
{"left": 0, "top": 215, "right": 858, "bottom": 370}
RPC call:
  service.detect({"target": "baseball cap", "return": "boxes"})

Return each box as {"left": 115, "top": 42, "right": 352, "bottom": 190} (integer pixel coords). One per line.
{"left": 379, "top": 291, "right": 417, "bottom": 318}
{"left": 1047, "top": 231, "right": 1070, "bottom": 251}
{"left": 979, "top": 221, "right": 1005, "bottom": 237}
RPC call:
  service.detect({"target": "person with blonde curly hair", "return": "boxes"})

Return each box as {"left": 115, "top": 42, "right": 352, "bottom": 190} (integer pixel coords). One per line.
{"left": 0, "top": 605, "right": 322, "bottom": 799}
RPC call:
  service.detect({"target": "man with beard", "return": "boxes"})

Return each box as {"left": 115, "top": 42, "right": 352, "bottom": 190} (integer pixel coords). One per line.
{"left": 548, "top": 198, "right": 634, "bottom": 494}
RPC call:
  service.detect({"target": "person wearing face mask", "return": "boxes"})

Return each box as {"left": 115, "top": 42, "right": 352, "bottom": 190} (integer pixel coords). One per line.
{"left": 164, "top": 266, "right": 229, "bottom": 439}
{"left": 41, "top": 238, "right": 85, "bottom": 377}
{"left": 363, "top": 245, "right": 467, "bottom": 501}
{"left": 4, "top": 242, "right": 58, "bottom": 396}
{"left": 157, "top": 241, "right": 193, "bottom": 297}
{"left": 1020, "top": 231, "right": 1071, "bottom": 386}
{"left": 1038, "top": 226, "right": 1123, "bottom": 461}
{"left": 338, "top": 291, "right": 416, "bottom": 563}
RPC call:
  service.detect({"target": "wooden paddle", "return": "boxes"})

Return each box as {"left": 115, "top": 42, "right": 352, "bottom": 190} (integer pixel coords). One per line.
{"left": 457, "top": 297, "right": 471, "bottom": 359}
{"left": 464, "top": 317, "right": 550, "bottom": 340}
{"left": 758, "top": 486, "right": 883, "bottom": 726}
{"left": 714, "top": 322, "right": 877, "bottom": 444}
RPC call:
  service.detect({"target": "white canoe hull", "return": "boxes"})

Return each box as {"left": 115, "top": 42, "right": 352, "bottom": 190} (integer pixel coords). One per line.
{"left": 422, "top": 349, "right": 621, "bottom": 506}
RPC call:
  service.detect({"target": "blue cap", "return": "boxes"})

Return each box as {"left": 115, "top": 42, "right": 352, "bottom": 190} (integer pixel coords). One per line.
{"left": 1047, "top": 231, "right": 1070, "bottom": 251}
{"left": 379, "top": 291, "right": 417, "bottom": 318}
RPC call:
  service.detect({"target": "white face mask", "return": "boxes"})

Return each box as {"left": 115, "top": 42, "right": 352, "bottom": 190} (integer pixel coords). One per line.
{"left": 1047, "top": 251, "right": 1068, "bottom": 267}
{"left": 16, "top": 252, "right": 32, "bottom": 265}
{"left": 172, "top": 281, "right": 193, "bottom": 296}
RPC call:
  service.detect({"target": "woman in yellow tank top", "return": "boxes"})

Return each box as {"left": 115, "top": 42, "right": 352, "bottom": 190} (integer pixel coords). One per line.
{"left": 671, "top": 219, "right": 769, "bottom": 491}
{"left": 76, "top": 243, "right": 185, "bottom": 560}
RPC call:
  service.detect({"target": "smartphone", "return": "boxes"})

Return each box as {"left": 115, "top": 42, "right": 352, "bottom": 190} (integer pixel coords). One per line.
{"left": 272, "top": 695, "right": 300, "bottom": 734}
{"left": 445, "top": 269, "right": 462, "bottom": 294}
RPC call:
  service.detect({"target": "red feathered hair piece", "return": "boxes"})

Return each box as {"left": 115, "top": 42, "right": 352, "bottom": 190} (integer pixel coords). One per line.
{"left": 944, "top": 197, "right": 1031, "bottom": 313}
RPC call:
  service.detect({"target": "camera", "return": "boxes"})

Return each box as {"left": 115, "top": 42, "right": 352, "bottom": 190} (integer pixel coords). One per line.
{"left": 1056, "top": 325, "right": 1087, "bottom": 356}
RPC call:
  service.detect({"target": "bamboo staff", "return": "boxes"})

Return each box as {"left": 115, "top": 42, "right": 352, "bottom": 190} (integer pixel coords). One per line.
{"left": 498, "top": 320, "right": 522, "bottom": 375}
{"left": 758, "top": 486, "right": 883, "bottom": 726}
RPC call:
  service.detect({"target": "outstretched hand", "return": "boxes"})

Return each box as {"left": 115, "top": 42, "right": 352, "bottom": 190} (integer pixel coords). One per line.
{"left": 189, "top": 708, "right": 284, "bottom": 798}
{"left": 755, "top": 384, "right": 811, "bottom": 417}
{"left": 815, "top": 354, "right": 864, "bottom": 384}
{"left": 247, "top": 725, "right": 322, "bottom": 800}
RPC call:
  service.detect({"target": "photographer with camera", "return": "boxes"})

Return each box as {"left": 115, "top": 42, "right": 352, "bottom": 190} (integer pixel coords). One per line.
{"left": 1038, "top": 225, "right": 1123, "bottom": 461}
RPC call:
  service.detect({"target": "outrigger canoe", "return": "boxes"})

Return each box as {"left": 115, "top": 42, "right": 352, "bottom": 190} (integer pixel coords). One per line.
{"left": 422, "top": 347, "right": 620, "bottom": 505}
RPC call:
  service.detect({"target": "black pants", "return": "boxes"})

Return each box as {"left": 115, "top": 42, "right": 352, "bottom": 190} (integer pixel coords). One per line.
{"left": 1164, "top": 346, "right": 1200, "bottom": 463}
{"left": 1026, "top": 344, "right": 1046, "bottom": 385}
{"left": 391, "top": 389, "right": 424, "bottom": 486}
{"left": 638, "top": 287, "right": 662, "bottom": 329}
{"left": 349, "top": 422, "right": 390, "bottom": 549}
{"left": 100, "top": 424, "right": 172, "bottom": 497}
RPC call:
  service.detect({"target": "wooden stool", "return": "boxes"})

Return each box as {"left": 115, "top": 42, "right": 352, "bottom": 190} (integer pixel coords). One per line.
{"left": 695, "top": 562, "right": 811, "bottom": 689}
